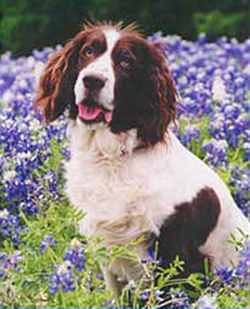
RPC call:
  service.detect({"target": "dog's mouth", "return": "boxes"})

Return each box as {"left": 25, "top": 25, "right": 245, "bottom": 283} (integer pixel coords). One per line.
{"left": 78, "top": 100, "right": 113, "bottom": 124}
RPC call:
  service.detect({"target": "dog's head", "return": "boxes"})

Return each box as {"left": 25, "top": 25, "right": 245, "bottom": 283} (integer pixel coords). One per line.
{"left": 35, "top": 22, "right": 177, "bottom": 145}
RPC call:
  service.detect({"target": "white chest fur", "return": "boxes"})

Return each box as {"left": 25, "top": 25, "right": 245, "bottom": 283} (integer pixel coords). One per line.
{"left": 66, "top": 121, "right": 166, "bottom": 242}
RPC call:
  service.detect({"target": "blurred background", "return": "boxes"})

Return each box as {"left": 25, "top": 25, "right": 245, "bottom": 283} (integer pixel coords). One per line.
{"left": 1, "top": 0, "right": 249, "bottom": 57}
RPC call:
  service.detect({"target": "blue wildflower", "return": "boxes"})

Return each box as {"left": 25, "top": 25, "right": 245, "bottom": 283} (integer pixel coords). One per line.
{"left": 40, "top": 236, "right": 57, "bottom": 254}
{"left": 229, "top": 166, "right": 250, "bottom": 216}
{"left": 101, "top": 299, "right": 116, "bottom": 307}
{"left": 64, "top": 238, "right": 86, "bottom": 272}
{"left": 202, "top": 139, "right": 228, "bottom": 166}
{"left": 195, "top": 294, "right": 217, "bottom": 308}
{"left": 49, "top": 261, "right": 76, "bottom": 294}
{"left": 236, "top": 240, "right": 250, "bottom": 286}
{"left": 0, "top": 251, "right": 22, "bottom": 278}
{"left": 168, "top": 288, "right": 190, "bottom": 308}
{"left": 181, "top": 124, "right": 200, "bottom": 146}
{"left": 0, "top": 209, "right": 22, "bottom": 248}
{"left": 214, "top": 267, "right": 235, "bottom": 287}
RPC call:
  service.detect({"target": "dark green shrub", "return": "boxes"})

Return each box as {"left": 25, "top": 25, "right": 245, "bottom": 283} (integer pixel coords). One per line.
{"left": 194, "top": 10, "right": 248, "bottom": 40}
{"left": 1, "top": 0, "right": 249, "bottom": 56}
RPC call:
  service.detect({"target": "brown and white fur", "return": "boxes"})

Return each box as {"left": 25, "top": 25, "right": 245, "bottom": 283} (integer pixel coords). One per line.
{"left": 35, "top": 22, "right": 250, "bottom": 297}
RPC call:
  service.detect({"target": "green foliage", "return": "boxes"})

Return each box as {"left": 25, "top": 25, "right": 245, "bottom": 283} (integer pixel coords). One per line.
{"left": 1, "top": 13, "right": 50, "bottom": 56}
{"left": 194, "top": 10, "right": 247, "bottom": 39}
{"left": 1, "top": 0, "right": 249, "bottom": 56}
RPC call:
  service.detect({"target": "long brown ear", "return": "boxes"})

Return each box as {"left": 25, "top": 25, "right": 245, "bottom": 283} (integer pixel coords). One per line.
{"left": 137, "top": 42, "right": 177, "bottom": 145}
{"left": 34, "top": 35, "right": 84, "bottom": 122}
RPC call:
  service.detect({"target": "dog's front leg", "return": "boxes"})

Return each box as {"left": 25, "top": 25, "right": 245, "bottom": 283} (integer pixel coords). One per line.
{"left": 101, "top": 264, "right": 125, "bottom": 299}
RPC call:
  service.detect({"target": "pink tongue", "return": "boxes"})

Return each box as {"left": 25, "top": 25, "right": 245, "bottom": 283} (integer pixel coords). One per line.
{"left": 78, "top": 104, "right": 102, "bottom": 121}
{"left": 104, "top": 111, "right": 113, "bottom": 123}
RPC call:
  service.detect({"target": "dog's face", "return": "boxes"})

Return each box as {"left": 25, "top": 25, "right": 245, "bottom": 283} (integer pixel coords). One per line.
{"left": 74, "top": 28, "right": 119, "bottom": 121}
{"left": 35, "top": 23, "right": 177, "bottom": 145}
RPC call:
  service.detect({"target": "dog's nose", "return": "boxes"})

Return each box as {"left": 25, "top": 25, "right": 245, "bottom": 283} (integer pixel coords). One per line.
{"left": 83, "top": 75, "right": 105, "bottom": 90}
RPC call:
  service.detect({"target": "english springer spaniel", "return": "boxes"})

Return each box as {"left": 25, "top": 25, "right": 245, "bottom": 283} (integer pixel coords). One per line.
{"left": 35, "top": 22, "right": 250, "bottom": 297}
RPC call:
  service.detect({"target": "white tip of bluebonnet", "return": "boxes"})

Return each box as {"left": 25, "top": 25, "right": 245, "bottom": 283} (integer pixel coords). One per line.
{"left": 195, "top": 294, "right": 217, "bottom": 309}
{"left": 212, "top": 75, "right": 227, "bottom": 102}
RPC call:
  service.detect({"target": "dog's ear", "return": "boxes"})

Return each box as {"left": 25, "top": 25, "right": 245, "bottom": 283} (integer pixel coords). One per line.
{"left": 137, "top": 41, "right": 177, "bottom": 145}
{"left": 34, "top": 35, "right": 84, "bottom": 122}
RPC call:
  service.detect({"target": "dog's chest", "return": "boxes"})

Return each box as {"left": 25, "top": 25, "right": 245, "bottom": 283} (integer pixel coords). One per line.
{"left": 65, "top": 140, "right": 171, "bottom": 242}
{"left": 66, "top": 151, "right": 152, "bottom": 221}
{"left": 65, "top": 126, "right": 202, "bottom": 243}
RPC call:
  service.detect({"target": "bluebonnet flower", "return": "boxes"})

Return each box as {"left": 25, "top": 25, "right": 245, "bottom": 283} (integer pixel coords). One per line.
{"left": 195, "top": 294, "right": 217, "bottom": 308}
{"left": 64, "top": 238, "right": 86, "bottom": 272}
{"left": 211, "top": 75, "right": 228, "bottom": 102}
{"left": 236, "top": 240, "right": 250, "bottom": 286}
{"left": 0, "top": 251, "right": 22, "bottom": 279}
{"left": 146, "top": 247, "right": 163, "bottom": 267}
{"left": 181, "top": 124, "right": 200, "bottom": 147}
{"left": 49, "top": 239, "right": 86, "bottom": 294}
{"left": 139, "top": 289, "right": 150, "bottom": 300}
{"left": 202, "top": 139, "right": 228, "bottom": 166}
{"left": 168, "top": 288, "right": 190, "bottom": 308}
{"left": 139, "top": 287, "right": 164, "bottom": 303}
{"left": 214, "top": 267, "right": 235, "bottom": 287}
{"left": 40, "top": 236, "right": 57, "bottom": 254}
{"left": 0, "top": 252, "right": 8, "bottom": 278}
{"left": 229, "top": 166, "right": 250, "bottom": 216}
{"left": 9, "top": 251, "right": 22, "bottom": 271}
{"left": 197, "top": 33, "right": 207, "bottom": 45}
{"left": 101, "top": 299, "right": 116, "bottom": 307}
{"left": 49, "top": 261, "right": 76, "bottom": 294}
{"left": 147, "top": 247, "right": 156, "bottom": 261}
{"left": 0, "top": 209, "right": 22, "bottom": 248}
{"left": 243, "top": 131, "right": 250, "bottom": 161}
{"left": 32, "top": 45, "right": 61, "bottom": 62}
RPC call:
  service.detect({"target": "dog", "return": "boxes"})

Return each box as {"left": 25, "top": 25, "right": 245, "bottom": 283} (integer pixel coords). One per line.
{"left": 35, "top": 22, "right": 250, "bottom": 297}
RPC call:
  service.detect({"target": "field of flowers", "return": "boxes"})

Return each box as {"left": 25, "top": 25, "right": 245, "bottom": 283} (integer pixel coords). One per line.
{"left": 0, "top": 33, "right": 250, "bottom": 308}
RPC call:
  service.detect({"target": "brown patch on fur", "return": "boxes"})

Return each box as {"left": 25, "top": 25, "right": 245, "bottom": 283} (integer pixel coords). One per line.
{"left": 77, "top": 30, "right": 107, "bottom": 72}
{"left": 152, "top": 187, "right": 221, "bottom": 276}
{"left": 110, "top": 35, "right": 177, "bottom": 145}
{"left": 34, "top": 32, "right": 84, "bottom": 122}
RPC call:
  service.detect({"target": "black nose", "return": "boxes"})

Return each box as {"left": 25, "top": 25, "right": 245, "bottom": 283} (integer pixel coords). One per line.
{"left": 83, "top": 75, "right": 105, "bottom": 90}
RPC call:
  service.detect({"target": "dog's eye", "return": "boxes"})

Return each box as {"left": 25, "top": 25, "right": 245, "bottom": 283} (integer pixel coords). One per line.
{"left": 118, "top": 55, "right": 133, "bottom": 69}
{"left": 83, "top": 46, "right": 94, "bottom": 57}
